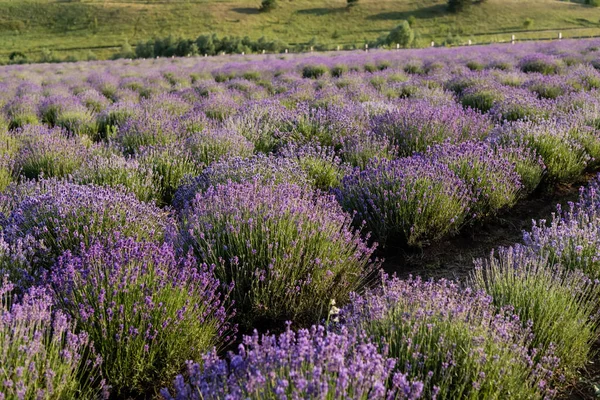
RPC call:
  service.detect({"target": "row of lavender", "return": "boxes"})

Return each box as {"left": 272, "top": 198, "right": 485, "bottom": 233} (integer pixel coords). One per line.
{"left": 4, "top": 174, "right": 600, "bottom": 399}
{"left": 1, "top": 39, "right": 600, "bottom": 398}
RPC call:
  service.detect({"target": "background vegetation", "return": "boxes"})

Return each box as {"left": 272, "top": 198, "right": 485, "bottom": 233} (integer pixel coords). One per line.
{"left": 1, "top": 0, "right": 600, "bottom": 62}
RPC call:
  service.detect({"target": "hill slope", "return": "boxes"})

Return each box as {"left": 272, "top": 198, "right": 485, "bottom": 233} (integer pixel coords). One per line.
{"left": 1, "top": 0, "right": 600, "bottom": 61}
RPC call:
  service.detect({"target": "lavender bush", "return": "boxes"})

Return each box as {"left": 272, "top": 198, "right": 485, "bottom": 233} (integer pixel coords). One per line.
{"left": 49, "top": 238, "right": 232, "bottom": 397}
{"left": 343, "top": 274, "right": 560, "bottom": 399}
{"left": 0, "top": 278, "right": 106, "bottom": 399}
{"left": 471, "top": 246, "right": 600, "bottom": 375}
{"left": 337, "top": 157, "right": 472, "bottom": 247}
{"left": 3, "top": 181, "right": 172, "bottom": 270}
{"left": 179, "top": 181, "right": 377, "bottom": 329}
{"left": 426, "top": 141, "right": 522, "bottom": 218}
{"left": 161, "top": 324, "right": 423, "bottom": 400}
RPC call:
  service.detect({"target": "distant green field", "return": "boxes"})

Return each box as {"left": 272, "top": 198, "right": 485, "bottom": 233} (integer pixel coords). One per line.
{"left": 1, "top": 0, "right": 600, "bottom": 61}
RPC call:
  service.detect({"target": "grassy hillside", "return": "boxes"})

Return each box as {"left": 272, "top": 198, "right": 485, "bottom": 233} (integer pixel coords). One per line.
{"left": 1, "top": 0, "right": 600, "bottom": 61}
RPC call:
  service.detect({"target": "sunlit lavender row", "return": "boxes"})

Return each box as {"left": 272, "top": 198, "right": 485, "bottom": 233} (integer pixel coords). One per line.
{"left": 2, "top": 39, "right": 600, "bottom": 399}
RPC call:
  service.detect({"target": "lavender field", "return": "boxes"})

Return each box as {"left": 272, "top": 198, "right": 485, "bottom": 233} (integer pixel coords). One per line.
{"left": 3, "top": 39, "right": 600, "bottom": 399}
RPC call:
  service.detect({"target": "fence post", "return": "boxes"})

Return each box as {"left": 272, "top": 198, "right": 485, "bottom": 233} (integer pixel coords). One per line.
{"left": 511, "top": 34, "right": 515, "bottom": 44}
{"left": 431, "top": 41, "right": 435, "bottom": 47}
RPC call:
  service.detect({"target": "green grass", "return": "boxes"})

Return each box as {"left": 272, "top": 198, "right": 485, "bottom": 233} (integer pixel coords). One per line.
{"left": 1, "top": 0, "right": 600, "bottom": 61}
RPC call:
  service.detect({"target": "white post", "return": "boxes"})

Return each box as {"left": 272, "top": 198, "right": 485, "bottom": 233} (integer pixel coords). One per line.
{"left": 285, "top": 49, "right": 288, "bottom": 53}
{"left": 558, "top": 32, "right": 562, "bottom": 40}
{"left": 262, "top": 49, "right": 265, "bottom": 54}
{"left": 310, "top": 46, "right": 313, "bottom": 53}
{"left": 431, "top": 41, "right": 435, "bottom": 47}
{"left": 337, "top": 45, "right": 340, "bottom": 51}
{"left": 511, "top": 34, "right": 515, "bottom": 44}
{"left": 241, "top": 51, "right": 244, "bottom": 55}
{"left": 468, "top": 39, "right": 472, "bottom": 46}
{"left": 365, "top": 43, "right": 368, "bottom": 52}
{"left": 396, "top": 43, "right": 400, "bottom": 49}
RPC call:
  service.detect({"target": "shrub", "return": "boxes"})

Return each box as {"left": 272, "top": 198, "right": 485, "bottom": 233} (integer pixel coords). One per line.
{"left": 302, "top": 64, "right": 329, "bottom": 79}
{"left": 116, "top": 109, "right": 184, "bottom": 154}
{"left": 259, "top": 0, "right": 277, "bottom": 12}
{"left": 331, "top": 64, "right": 349, "bottom": 78}
{"left": 161, "top": 325, "right": 423, "bottom": 400}
{"left": 14, "top": 125, "right": 90, "bottom": 180}
{"left": 343, "top": 275, "right": 559, "bottom": 399}
{"left": 497, "top": 119, "right": 590, "bottom": 183}
{"left": 72, "top": 153, "right": 158, "bottom": 204}
{"left": 385, "top": 21, "right": 414, "bottom": 48}
{"left": 55, "top": 107, "right": 98, "bottom": 139}
{"left": 461, "top": 87, "right": 503, "bottom": 112}
{"left": 337, "top": 131, "right": 397, "bottom": 169}
{"left": 347, "top": 0, "right": 359, "bottom": 6}
{"left": 0, "top": 279, "right": 106, "bottom": 399}
{"left": 4, "top": 96, "right": 40, "bottom": 129}
{"left": 172, "top": 154, "right": 311, "bottom": 211}
{"left": 371, "top": 100, "right": 492, "bottom": 156}
{"left": 96, "top": 101, "right": 138, "bottom": 140}
{"left": 279, "top": 143, "right": 348, "bottom": 191}
{"left": 3, "top": 181, "right": 171, "bottom": 271}
{"left": 471, "top": 246, "right": 600, "bottom": 375}
{"left": 138, "top": 145, "right": 204, "bottom": 206}
{"left": 226, "top": 100, "right": 293, "bottom": 153}
{"left": 49, "top": 238, "right": 232, "bottom": 398}
{"left": 185, "top": 128, "right": 254, "bottom": 166}
{"left": 179, "top": 182, "right": 377, "bottom": 329}
{"left": 336, "top": 157, "right": 472, "bottom": 247}
{"left": 523, "top": 175, "right": 600, "bottom": 277}
{"left": 519, "top": 54, "right": 561, "bottom": 75}
{"left": 426, "top": 141, "right": 522, "bottom": 218}
{"left": 524, "top": 18, "right": 534, "bottom": 29}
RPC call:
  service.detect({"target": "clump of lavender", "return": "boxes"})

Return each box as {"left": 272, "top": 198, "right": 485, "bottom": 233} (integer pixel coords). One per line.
{"left": 426, "top": 141, "right": 522, "bottom": 218}
{"left": 172, "top": 154, "right": 311, "bottom": 211}
{"left": 278, "top": 142, "right": 349, "bottom": 191}
{"left": 488, "top": 86, "right": 552, "bottom": 122}
{"left": 496, "top": 118, "right": 590, "bottom": 183}
{"left": 336, "top": 156, "right": 472, "bottom": 247}
{"left": 179, "top": 181, "right": 377, "bottom": 329}
{"left": 471, "top": 245, "right": 600, "bottom": 376}
{"left": 460, "top": 84, "right": 504, "bottom": 113}
{"left": 55, "top": 105, "right": 98, "bottom": 139}
{"left": 72, "top": 153, "right": 158, "bottom": 204}
{"left": 519, "top": 53, "right": 562, "bottom": 75}
{"left": 0, "top": 278, "right": 107, "bottom": 399}
{"left": 337, "top": 130, "right": 397, "bottom": 169}
{"left": 161, "top": 324, "right": 423, "bottom": 400}
{"left": 225, "top": 100, "right": 293, "bottom": 153}
{"left": 116, "top": 109, "right": 186, "bottom": 154}
{"left": 3, "top": 181, "right": 172, "bottom": 270}
{"left": 343, "top": 274, "right": 559, "bottom": 399}
{"left": 185, "top": 127, "right": 254, "bottom": 166}
{"left": 14, "top": 125, "right": 91, "bottom": 180}
{"left": 137, "top": 144, "right": 204, "bottom": 206}
{"left": 494, "top": 142, "right": 546, "bottom": 194}
{"left": 523, "top": 174, "right": 600, "bottom": 277}
{"left": 49, "top": 238, "right": 232, "bottom": 397}
{"left": 4, "top": 95, "right": 40, "bottom": 129}
{"left": 371, "top": 99, "right": 492, "bottom": 156}
{"left": 96, "top": 101, "right": 139, "bottom": 140}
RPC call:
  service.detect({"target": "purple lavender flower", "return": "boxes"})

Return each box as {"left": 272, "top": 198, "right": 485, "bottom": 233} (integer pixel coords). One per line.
{"left": 178, "top": 181, "right": 377, "bottom": 329}
{"left": 49, "top": 237, "right": 232, "bottom": 397}
{"left": 0, "top": 278, "right": 107, "bottom": 399}
{"left": 336, "top": 156, "right": 472, "bottom": 247}
{"left": 161, "top": 324, "right": 422, "bottom": 400}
